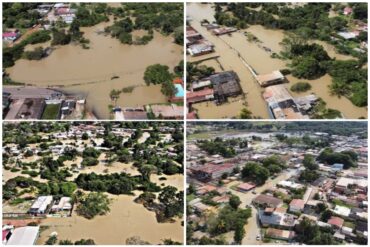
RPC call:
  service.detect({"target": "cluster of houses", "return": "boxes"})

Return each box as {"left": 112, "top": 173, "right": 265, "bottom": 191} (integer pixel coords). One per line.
{"left": 36, "top": 3, "right": 77, "bottom": 24}
{"left": 4, "top": 123, "right": 177, "bottom": 166}
{"left": 187, "top": 129, "right": 368, "bottom": 244}
{"left": 3, "top": 3, "right": 77, "bottom": 45}
{"left": 335, "top": 6, "right": 368, "bottom": 53}
{"left": 187, "top": 71, "right": 243, "bottom": 119}
{"left": 113, "top": 104, "right": 184, "bottom": 120}
{"left": 3, "top": 88, "right": 85, "bottom": 120}
{"left": 113, "top": 79, "right": 184, "bottom": 120}
{"left": 186, "top": 26, "right": 214, "bottom": 57}
{"left": 263, "top": 84, "right": 319, "bottom": 119}
{"left": 29, "top": 196, "right": 73, "bottom": 216}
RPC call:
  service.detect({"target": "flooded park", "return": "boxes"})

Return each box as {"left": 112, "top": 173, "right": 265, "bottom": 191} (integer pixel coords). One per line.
{"left": 187, "top": 3, "right": 367, "bottom": 119}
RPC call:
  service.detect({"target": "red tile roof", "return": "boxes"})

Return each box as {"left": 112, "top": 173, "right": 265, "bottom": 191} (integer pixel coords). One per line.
{"left": 3, "top": 32, "right": 18, "bottom": 38}
{"left": 187, "top": 111, "right": 197, "bottom": 119}
{"left": 289, "top": 199, "right": 305, "bottom": 209}
{"left": 187, "top": 88, "right": 214, "bottom": 100}
{"left": 194, "top": 163, "right": 234, "bottom": 174}
{"left": 328, "top": 216, "right": 344, "bottom": 228}
{"left": 173, "top": 78, "right": 183, "bottom": 84}
{"left": 237, "top": 182, "right": 256, "bottom": 191}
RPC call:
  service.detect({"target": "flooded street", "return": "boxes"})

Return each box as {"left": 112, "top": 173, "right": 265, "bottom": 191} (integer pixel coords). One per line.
{"left": 37, "top": 193, "right": 183, "bottom": 245}
{"left": 187, "top": 3, "right": 367, "bottom": 119}
{"left": 7, "top": 20, "right": 182, "bottom": 118}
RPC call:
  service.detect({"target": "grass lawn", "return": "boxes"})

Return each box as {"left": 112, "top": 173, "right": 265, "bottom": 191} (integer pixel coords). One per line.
{"left": 187, "top": 193, "right": 196, "bottom": 203}
{"left": 343, "top": 221, "right": 355, "bottom": 229}
{"left": 42, "top": 104, "right": 61, "bottom": 119}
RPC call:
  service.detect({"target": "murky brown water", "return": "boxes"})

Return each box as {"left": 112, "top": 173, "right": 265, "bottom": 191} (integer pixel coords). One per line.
{"left": 187, "top": 4, "right": 269, "bottom": 119}
{"left": 37, "top": 193, "right": 183, "bottom": 245}
{"left": 7, "top": 19, "right": 182, "bottom": 118}
{"left": 187, "top": 3, "right": 367, "bottom": 119}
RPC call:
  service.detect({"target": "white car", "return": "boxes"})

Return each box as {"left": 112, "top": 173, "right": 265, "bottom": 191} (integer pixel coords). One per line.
{"left": 256, "top": 235, "right": 261, "bottom": 241}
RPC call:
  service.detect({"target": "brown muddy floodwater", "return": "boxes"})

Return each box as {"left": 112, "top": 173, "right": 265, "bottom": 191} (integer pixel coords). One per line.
{"left": 6, "top": 20, "right": 182, "bottom": 118}
{"left": 37, "top": 193, "right": 183, "bottom": 245}
{"left": 187, "top": 3, "right": 367, "bottom": 119}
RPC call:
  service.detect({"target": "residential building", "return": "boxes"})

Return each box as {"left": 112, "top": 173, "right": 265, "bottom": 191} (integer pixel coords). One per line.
{"left": 289, "top": 199, "right": 305, "bottom": 213}
{"left": 29, "top": 196, "right": 53, "bottom": 214}
{"left": 6, "top": 226, "right": 40, "bottom": 245}
{"left": 253, "top": 194, "right": 283, "bottom": 208}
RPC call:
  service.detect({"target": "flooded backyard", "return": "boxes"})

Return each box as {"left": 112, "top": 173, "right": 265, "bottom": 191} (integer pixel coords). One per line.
{"left": 37, "top": 193, "right": 183, "bottom": 245}
{"left": 187, "top": 3, "right": 367, "bottom": 119}
{"left": 6, "top": 19, "right": 182, "bottom": 118}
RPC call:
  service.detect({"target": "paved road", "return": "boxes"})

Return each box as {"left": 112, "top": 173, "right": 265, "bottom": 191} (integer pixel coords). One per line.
{"left": 4, "top": 86, "right": 63, "bottom": 99}
{"left": 225, "top": 168, "right": 299, "bottom": 244}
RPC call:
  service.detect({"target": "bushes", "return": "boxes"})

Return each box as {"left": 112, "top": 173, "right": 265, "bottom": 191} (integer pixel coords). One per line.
{"left": 81, "top": 157, "right": 99, "bottom": 167}
{"left": 23, "top": 47, "right": 45, "bottom": 60}
{"left": 51, "top": 29, "right": 71, "bottom": 46}
{"left": 75, "top": 172, "right": 137, "bottom": 195}
{"left": 290, "top": 82, "right": 312, "bottom": 92}
{"left": 24, "top": 30, "right": 51, "bottom": 44}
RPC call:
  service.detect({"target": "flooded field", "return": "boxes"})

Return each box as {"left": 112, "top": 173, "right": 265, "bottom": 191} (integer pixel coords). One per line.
{"left": 37, "top": 193, "right": 183, "bottom": 245}
{"left": 187, "top": 3, "right": 367, "bottom": 119}
{"left": 6, "top": 20, "right": 182, "bottom": 118}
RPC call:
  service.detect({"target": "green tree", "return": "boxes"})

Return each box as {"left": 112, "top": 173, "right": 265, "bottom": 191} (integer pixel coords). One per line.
{"left": 161, "top": 81, "right": 177, "bottom": 97}
{"left": 229, "top": 195, "right": 241, "bottom": 210}
{"left": 76, "top": 192, "right": 111, "bottom": 219}
{"left": 239, "top": 108, "right": 253, "bottom": 119}
{"left": 241, "top": 162, "right": 270, "bottom": 185}
{"left": 144, "top": 64, "right": 172, "bottom": 85}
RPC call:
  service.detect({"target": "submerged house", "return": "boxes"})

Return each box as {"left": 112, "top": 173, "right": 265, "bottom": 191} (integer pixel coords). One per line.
{"left": 210, "top": 71, "right": 242, "bottom": 104}
{"left": 3, "top": 31, "right": 20, "bottom": 42}
{"left": 6, "top": 226, "right": 40, "bottom": 245}
{"left": 255, "top": 70, "right": 285, "bottom": 87}
{"left": 29, "top": 196, "right": 53, "bottom": 215}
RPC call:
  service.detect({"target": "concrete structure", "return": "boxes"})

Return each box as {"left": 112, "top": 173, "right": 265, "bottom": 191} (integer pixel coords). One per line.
{"left": 186, "top": 26, "right": 214, "bottom": 56}
{"left": 211, "top": 27, "right": 237, "bottom": 36}
{"left": 255, "top": 70, "right": 285, "bottom": 87}
{"left": 15, "top": 98, "right": 46, "bottom": 120}
{"left": 190, "top": 163, "right": 236, "bottom": 181}
{"left": 6, "top": 226, "right": 40, "bottom": 245}
{"left": 258, "top": 209, "right": 296, "bottom": 230}
{"left": 150, "top": 104, "right": 183, "bottom": 119}
{"left": 237, "top": 182, "right": 256, "bottom": 192}
{"left": 265, "top": 228, "right": 295, "bottom": 241}
{"left": 333, "top": 205, "right": 351, "bottom": 217}
{"left": 210, "top": 71, "right": 242, "bottom": 104}
{"left": 289, "top": 199, "right": 305, "bottom": 213}
{"left": 51, "top": 197, "right": 72, "bottom": 212}
{"left": 253, "top": 194, "right": 283, "bottom": 208}
{"left": 29, "top": 196, "right": 53, "bottom": 214}
{"left": 187, "top": 88, "right": 214, "bottom": 104}
{"left": 328, "top": 216, "right": 344, "bottom": 229}
{"left": 278, "top": 180, "right": 304, "bottom": 190}
{"left": 263, "top": 84, "right": 308, "bottom": 119}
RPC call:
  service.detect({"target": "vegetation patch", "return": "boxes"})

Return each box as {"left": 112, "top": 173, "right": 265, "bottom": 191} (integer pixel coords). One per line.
{"left": 290, "top": 81, "right": 312, "bottom": 92}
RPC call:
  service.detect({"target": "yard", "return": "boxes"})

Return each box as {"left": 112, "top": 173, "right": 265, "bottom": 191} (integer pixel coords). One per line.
{"left": 41, "top": 103, "right": 61, "bottom": 119}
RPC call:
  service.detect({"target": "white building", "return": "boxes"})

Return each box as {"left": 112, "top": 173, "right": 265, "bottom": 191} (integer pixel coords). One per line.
{"left": 29, "top": 196, "right": 53, "bottom": 214}
{"left": 6, "top": 226, "right": 40, "bottom": 245}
